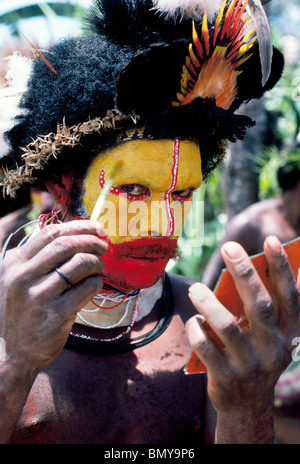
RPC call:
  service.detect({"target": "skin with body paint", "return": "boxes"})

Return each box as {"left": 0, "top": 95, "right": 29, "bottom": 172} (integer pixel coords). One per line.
{"left": 82, "top": 139, "right": 202, "bottom": 290}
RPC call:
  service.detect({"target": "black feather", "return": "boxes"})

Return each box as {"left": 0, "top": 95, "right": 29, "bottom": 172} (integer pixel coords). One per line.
{"left": 116, "top": 40, "right": 189, "bottom": 116}
{"left": 230, "top": 44, "right": 284, "bottom": 111}
{"left": 143, "top": 98, "right": 256, "bottom": 179}
{"left": 86, "top": 0, "right": 193, "bottom": 46}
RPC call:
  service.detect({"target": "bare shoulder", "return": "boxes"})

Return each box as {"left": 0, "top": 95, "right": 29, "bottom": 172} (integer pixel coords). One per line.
{"left": 223, "top": 199, "right": 280, "bottom": 248}
{"left": 233, "top": 198, "right": 280, "bottom": 226}
{"left": 168, "top": 271, "right": 196, "bottom": 288}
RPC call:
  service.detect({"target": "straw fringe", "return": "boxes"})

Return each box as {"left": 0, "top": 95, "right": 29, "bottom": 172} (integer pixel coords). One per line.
{"left": 1, "top": 110, "right": 136, "bottom": 198}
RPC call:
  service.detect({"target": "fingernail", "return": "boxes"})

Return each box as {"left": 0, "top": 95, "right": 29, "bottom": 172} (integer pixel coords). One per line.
{"left": 266, "top": 236, "right": 282, "bottom": 254}
{"left": 222, "top": 241, "right": 243, "bottom": 260}
{"left": 96, "top": 223, "right": 105, "bottom": 236}
{"left": 188, "top": 282, "right": 203, "bottom": 296}
{"left": 188, "top": 282, "right": 207, "bottom": 305}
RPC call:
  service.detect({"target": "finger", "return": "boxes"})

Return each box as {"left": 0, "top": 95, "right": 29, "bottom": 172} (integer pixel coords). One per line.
{"left": 185, "top": 315, "right": 226, "bottom": 376}
{"left": 27, "top": 233, "right": 108, "bottom": 276}
{"left": 31, "top": 253, "right": 103, "bottom": 302}
{"left": 42, "top": 253, "right": 104, "bottom": 295}
{"left": 56, "top": 274, "right": 104, "bottom": 319}
{"left": 220, "top": 241, "right": 275, "bottom": 332}
{"left": 188, "top": 282, "right": 250, "bottom": 363}
{"left": 263, "top": 236, "right": 300, "bottom": 329}
{"left": 17, "top": 220, "right": 105, "bottom": 261}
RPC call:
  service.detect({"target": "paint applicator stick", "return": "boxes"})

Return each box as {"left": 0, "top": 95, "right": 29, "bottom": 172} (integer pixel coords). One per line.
{"left": 90, "top": 160, "right": 123, "bottom": 222}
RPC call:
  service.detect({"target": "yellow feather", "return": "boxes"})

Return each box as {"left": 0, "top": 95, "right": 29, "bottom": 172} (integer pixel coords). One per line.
{"left": 242, "top": 25, "right": 256, "bottom": 44}
{"left": 212, "top": 46, "right": 227, "bottom": 59}
{"left": 180, "top": 86, "right": 188, "bottom": 96}
{"left": 192, "top": 21, "right": 203, "bottom": 59}
{"left": 176, "top": 93, "right": 185, "bottom": 102}
{"left": 214, "top": 0, "right": 227, "bottom": 32}
{"left": 239, "top": 35, "right": 257, "bottom": 55}
{"left": 235, "top": 52, "right": 254, "bottom": 68}
{"left": 201, "top": 11, "right": 210, "bottom": 56}
{"left": 189, "top": 44, "right": 201, "bottom": 69}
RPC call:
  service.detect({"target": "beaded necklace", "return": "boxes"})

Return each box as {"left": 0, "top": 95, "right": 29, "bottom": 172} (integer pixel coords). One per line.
{"left": 66, "top": 273, "right": 174, "bottom": 354}
{"left": 76, "top": 293, "right": 141, "bottom": 341}
{"left": 77, "top": 288, "right": 140, "bottom": 329}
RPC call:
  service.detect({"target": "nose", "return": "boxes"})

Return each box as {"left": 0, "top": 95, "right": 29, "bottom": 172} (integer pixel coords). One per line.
{"left": 138, "top": 192, "right": 172, "bottom": 237}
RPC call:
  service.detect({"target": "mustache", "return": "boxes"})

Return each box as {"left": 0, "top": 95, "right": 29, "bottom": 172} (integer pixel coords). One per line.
{"left": 108, "top": 237, "right": 181, "bottom": 261}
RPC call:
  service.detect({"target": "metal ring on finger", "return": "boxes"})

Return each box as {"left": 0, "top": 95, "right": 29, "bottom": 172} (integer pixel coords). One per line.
{"left": 55, "top": 267, "right": 72, "bottom": 289}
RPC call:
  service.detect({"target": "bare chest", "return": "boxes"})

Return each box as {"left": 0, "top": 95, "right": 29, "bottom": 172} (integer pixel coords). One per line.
{"left": 10, "top": 314, "right": 208, "bottom": 444}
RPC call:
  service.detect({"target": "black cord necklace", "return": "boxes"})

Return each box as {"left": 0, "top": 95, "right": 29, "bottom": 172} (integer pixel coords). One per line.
{"left": 65, "top": 273, "right": 174, "bottom": 355}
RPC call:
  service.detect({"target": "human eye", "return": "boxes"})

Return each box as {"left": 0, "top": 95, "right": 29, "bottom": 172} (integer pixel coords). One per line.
{"left": 171, "top": 188, "right": 195, "bottom": 202}
{"left": 118, "top": 184, "right": 150, "bottom": 200}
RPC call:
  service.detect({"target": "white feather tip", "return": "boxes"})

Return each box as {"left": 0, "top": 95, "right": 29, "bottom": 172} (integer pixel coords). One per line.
{"left": 152, "top": 0, "right": 224, "bottom": 21}
{"left": 0, "top": 52, "right": 33, "bottom": 159}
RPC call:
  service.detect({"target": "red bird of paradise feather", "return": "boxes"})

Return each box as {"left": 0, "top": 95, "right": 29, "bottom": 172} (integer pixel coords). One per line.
{"left": 173, "top": 0, "right": 257, "bottom": 110}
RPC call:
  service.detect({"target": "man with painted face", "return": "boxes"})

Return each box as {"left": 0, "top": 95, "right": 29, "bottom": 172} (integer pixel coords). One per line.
{"left": 0, "top": 0, "right": 299, "bottom": 444}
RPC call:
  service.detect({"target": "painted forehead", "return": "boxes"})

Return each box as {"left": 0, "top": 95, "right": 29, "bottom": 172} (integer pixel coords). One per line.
{"left": 85, "top": 139, "right": 202, "bottom": 190}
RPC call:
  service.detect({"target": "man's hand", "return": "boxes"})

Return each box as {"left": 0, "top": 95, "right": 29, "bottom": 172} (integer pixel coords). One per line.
{"left": 0, "top": 220, "right": 108, "bottom": 371}
{"left": 186, "top": 236, "right": 300, "bottom": 443}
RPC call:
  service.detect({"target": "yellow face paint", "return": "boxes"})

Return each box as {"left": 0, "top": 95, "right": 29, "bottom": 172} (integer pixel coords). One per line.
{"left": 83, "top": 139, "right": 202, "bottom": 244}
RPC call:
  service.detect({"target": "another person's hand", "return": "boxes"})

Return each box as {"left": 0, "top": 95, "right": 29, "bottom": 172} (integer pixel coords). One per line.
{"left": 0, "top": 220, "right": 108, "bottom": 371}
{"left": 186, "top": 236, "right": 300, "bottom": 443}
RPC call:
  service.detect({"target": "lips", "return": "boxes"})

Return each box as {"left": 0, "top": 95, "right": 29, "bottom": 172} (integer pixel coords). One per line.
{"left": 128, "top": 251, "right": 168, "bottom": 260}
{"left": 99, "top": 235, "right": 179, "bottom": 290}
{"left": 111, "top": 236, "right": 178, "bottom": 260}
{"left": 131, "top": 255, "right": 165, "bottom": 260}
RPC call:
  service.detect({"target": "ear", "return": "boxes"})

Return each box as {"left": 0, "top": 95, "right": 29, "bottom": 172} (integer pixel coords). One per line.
{"left": 45, "top": 175, "right": 74, "bottom": 213}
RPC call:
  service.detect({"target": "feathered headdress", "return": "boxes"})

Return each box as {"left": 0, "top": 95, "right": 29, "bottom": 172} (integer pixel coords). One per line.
{"left": 1, "top": 0, "right": 283, "bottom": 197}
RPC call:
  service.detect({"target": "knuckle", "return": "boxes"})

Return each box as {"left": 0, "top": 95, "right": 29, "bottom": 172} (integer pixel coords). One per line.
{"left": 96, "top": 256, "right": 104, "bottom": 274}
{"left": 275, "top": 255, "right": 291, "bottom": 274}
{"left": 40, "top": 223, "right": 61, "bottom": 241}
{"left": 255, "top": 299, "right": 274, "bottom": 321}
{"left": 69, "top": 253, "right": 103, "bottom": 276}
{"left": 193, "top": 337, "right": 211, "bottom": 355}
{"left": 52, "top": 236, "right": 72, "bottom": 254}
{"left": 3, "top": 264, "right": 27, "bottom": 289}
{"left": 238, "top": 355, "right": 261, "bottom": 377}
{"left": 89, "top": 237, "right": 106, "bottom": 255}
{"left": 27, "top": 285, "right": 44, "bottom": 303}
{"left": 2, "top": 248, "right": 22, "bottom": 269}
{"left": 72, "top": 252, "right": 90, "bottom": 269}
{"left": 235, "top": 261, "right": 255, "bottom": 280}
{"left": 218, "top": 318, "right": 240, "bottom": 338}
{"left": 289, "top": 287, "right": 300, "bottom": 308}
{"left": 85, "top": 274, "right": 104, "bottom": 293}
